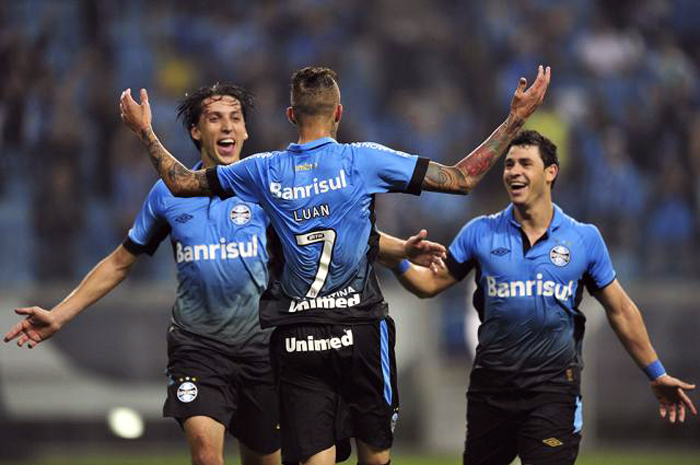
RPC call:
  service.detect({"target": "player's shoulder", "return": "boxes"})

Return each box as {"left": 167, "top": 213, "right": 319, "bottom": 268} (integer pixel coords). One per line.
{"left": 346, "top": 141, "right": 414, "bottom": 158}
{"left": 149, "top": 179, "right": 172, "bottom": 199}
{"left": 239, "top": 151, "right": 280, "bottom": 164}
{"left": 469, "top": 207, "right": 511, "bottom": 231}
{"left": 455, "top": 211, "right": 502, "bottom": 241}
{"left": 554, "top": 206, "right": 604, "bottom": 242}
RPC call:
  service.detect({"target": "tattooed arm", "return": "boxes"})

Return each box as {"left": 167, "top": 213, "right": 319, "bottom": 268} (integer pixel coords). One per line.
{"left": 119, "top": 88, "right": 213, "bottom": 197}
{"left": 423, "top": 65, "right": 551, "bottom": 194}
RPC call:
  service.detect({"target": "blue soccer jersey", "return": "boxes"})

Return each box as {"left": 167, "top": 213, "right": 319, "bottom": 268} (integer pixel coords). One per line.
{"left": 447, "top": 204, "right": 616, "bottom": 393}
{"left": 207, "top": 137, "right": 429, "bottom": 327}
{"left": 124, "top": 166, "right": 271, "bottom": 359}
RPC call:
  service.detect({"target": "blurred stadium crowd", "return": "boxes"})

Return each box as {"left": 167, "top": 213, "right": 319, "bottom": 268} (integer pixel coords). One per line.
{"left": 1, "top": 0, "right": 700, "bottom": 285}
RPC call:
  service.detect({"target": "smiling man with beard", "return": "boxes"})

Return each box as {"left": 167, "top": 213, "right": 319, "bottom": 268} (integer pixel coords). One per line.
{"left": 386, "top": 129, "right": 696, "bottom": 465}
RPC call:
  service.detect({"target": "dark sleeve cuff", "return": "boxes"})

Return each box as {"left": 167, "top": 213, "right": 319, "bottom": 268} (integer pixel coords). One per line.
{"left": 206, "top": 166, "right": 230, "bottom": 198}
{"left": 405, "top": 157, "right": 430, "bottom": 196}
{"left": 445, "top": 252, "right": 474, "bottom": 282}
{"left": 586, "top": 274, "right": 617, "bottom": 294}
{"left": 122, "top": 223, "right": 171, "bottom": 256}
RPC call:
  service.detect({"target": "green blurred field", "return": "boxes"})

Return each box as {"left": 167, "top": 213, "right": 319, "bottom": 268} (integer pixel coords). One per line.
{"left": 8, "top": 450, "right": 700, "bottom": 465}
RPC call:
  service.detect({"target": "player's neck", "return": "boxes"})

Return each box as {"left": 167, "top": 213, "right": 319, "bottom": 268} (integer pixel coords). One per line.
{"left": 513, "top": 198, "right": 553, "bottom": 234}
{"left": 296, "top": 124, "right": 335, "bottom": 145}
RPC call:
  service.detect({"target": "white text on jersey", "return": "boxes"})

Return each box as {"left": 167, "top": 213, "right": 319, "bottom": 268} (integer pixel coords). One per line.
{"left": 288, "top": 285, "right": 360, "bottom": 313}
{"left": 486, "top": 274, "right": 575, "bottom": 301}
{"left": 285, "top": 329, "right": 354, "bottom": 352}
{"left": 270, "top": 170, "right": 348, "bottom": 200}
{"left": 293, "top": 204, "right": 330, "bottom": 222}
{"left": 175, "top": 236, "right": 259, "bottom": 263}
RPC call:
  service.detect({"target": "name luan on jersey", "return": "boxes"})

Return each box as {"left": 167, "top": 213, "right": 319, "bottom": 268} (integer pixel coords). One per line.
{"left": 175, "top": 236, "right": 260, "bottom": 263}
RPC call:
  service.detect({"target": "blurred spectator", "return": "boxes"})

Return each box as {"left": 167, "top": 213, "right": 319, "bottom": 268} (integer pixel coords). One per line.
{"left": 0, "top": 0, "right": 698, "bottom": 283}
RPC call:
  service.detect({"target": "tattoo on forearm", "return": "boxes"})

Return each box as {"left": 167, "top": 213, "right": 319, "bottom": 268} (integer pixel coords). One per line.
{"left": 139, "top": 128, "right": 211, "bottom": 196}
{"left": 423, "top": 114, "right": 524, "bottom": 194}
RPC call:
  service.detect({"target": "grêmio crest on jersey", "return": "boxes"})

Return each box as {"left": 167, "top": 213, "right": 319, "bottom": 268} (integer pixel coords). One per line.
{"left": 549, "top": 245, "right": 571, "bottom": 267}
{"left": 230, "top": 203, "right": 252, "bottom": 225}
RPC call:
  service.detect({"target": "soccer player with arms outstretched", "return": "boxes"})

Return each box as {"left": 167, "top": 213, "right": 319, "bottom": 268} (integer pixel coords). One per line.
{"left": 5, "top": 83, "right": 445, "bottom": 465}
{"left": 386, "top": 130, "right": 697, "bottom": 465}
{"left": 119, "top": 65, "right": 550, "bottom": 465}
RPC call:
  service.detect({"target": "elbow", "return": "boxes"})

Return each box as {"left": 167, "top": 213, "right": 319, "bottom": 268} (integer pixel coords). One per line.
{"left": 456, "top": 184, "right": 471, "bottom": 196}
{"left": 165, "top": 182, "right": 191, "bottom": 198}
{"left": 415, "top": 288, "right": 439, "bottom": 299}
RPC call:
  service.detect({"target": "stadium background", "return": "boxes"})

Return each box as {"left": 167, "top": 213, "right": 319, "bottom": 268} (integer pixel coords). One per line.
{"left": 1, "top": 0, "right": 699, "bottom": 463}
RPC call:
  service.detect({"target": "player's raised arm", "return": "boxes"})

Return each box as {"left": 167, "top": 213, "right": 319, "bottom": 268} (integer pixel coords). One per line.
{"left": 423, "top": 65, "right": 551, "bottom": 195}
{"left": 4, "top": 245, "right": 138, "bottom": 348}
{"left": 593, "top": 279, "right": 697, "bottom": 423}
{"left": 120, "top": 88, "right": 212, "bottom": 197}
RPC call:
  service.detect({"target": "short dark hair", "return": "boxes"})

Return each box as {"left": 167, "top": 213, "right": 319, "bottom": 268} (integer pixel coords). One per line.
{"left": 176, "top": 83, "right": 254, "bottom": 151}
{"left": 507, "top": 129, "right": 559, "bottom": 188}
{"left": 290, "top": 67, "right": 339, "bottom": 123}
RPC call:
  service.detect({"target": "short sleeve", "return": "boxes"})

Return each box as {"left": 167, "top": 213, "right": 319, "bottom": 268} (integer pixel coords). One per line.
{"left": 212, "top": 155, "right": 265, "bottom": 203}
{"left": 583, "top": 225, "right": 616, "bottom": 291}
{"left": 125, "top": 182, "right": 171, "bottom": 256}
{"left": 351, "top": 143, "right": 429, "bottom": 195}
{"left": 446, "top": 218, "right": 481, "bottom": 280}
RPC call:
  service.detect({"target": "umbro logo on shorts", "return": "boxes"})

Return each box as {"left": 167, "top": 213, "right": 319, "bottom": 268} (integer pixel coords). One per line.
{"left": 542, "top": 437, "right": 564, "bottom": 447}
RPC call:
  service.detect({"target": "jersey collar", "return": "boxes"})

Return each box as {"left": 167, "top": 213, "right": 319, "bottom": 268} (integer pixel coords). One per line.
{"left": 506, "top": 203, "right": 564, "bottom": 233}
{"left": 287, "top": 137, "right": 337, "bottom": 153}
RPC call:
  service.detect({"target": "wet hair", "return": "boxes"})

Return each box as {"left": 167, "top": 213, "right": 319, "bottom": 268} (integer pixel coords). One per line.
{"left": 290, "top": 67, "right": 339, "bottom": 123}
{"left": 176, "top": 83, "right": 254, "bottom": 151}
{"left": 507, "top": 129, "right": 559, "bottom": 188}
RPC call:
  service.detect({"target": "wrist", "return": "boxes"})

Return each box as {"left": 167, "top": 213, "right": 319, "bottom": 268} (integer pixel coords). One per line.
{"left": 391, "top": 259, "right": 410, "bottom": 276}
{"left": 643, "top": 360, "right": 666, "bottom": 381}
{"left": 139, "top": 126, "right": 155, "bottom": 143}
{"left": 506, "top": 112, "right": 525, "bottom": 131}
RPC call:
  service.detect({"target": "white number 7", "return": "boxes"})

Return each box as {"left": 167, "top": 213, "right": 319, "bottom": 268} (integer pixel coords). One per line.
{"left": 295, "top": 229, "right": 337, "bottom": 298}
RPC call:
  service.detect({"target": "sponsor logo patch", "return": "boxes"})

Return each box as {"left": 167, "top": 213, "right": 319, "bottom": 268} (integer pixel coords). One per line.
{"left": 549, "top": 245, "right": 571, "bottom": 267}
{"left": 285, "top": 329, "right": 354, "bottom": 353}
{"left": 230, "top": 204, "right": 252, "bottom": 225}
{"left": 491, "top": 247, "right": 510, "bottom": 256}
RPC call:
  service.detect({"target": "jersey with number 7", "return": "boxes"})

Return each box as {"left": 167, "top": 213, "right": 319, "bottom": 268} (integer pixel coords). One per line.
{"left": 207, "top": 137, "right": 428, "bottom": 327}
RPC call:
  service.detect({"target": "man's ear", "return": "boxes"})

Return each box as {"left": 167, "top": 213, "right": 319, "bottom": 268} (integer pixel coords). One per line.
{"left": 546, "top": 164, "right": 559, "bottom": 185}
{"left": 286, "top": 107, "right": 297, "bottom": 125}
{"left": 334, "top": 104, "right": 343, "bottom": 123}
{"left": 190, "top": 125, "right": 201, "bottom": 142}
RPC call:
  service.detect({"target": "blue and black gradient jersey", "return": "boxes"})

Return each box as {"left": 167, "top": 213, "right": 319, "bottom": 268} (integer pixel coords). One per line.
{"left": 447, "top": 204, "right": 616, "bottom": 394}
{"left": 123, "top": 163, "right": 271, "bottom": 359}
{"left": 207, "top": 137, "right": 429, "bottom": 327}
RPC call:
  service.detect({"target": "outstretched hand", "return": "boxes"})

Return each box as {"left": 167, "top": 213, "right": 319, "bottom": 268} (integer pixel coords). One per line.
{"left": 510, "top": 65, "right": 551, "bottom": 121}
{"left": 404, "top": 229, "right": 447, "bottom": 273}
{"left": 651, "top": 375, "right": 697, "bottom": 423}
{"left": 120, "top": 88, "right": 152, "bottom": 135}
{"left": 3, "top": 306, "right": 61, "bottom": 349}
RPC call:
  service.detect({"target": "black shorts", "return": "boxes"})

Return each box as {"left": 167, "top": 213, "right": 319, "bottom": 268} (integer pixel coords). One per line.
{"left": 163, "top": 327, "right": 280, "bottom": 455}
{"left": 464, "top": 391, "right": 582, "bottom": 465}
{"left": 271, "top": 317, "right": 400, "bottom": 463}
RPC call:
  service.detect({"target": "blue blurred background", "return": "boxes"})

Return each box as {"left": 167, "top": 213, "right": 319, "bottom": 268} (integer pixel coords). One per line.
{"left": 1, "top": 0, "right": 699, "bottom": 462}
